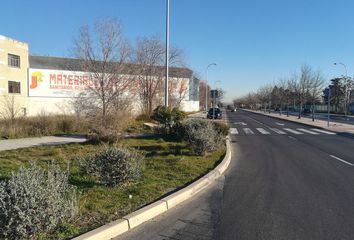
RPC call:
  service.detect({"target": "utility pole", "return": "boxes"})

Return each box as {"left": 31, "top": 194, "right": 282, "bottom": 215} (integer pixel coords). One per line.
{"left": 327, "top": 86, "right": 331, "bottom": 127}
{"left": 164, "top": 0, "right": 170, "bottom": 107}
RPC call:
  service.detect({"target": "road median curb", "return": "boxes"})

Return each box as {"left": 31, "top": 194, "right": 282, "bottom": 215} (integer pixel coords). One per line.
{"left": 73, "top": 138, "right": 231, "bottom": 240}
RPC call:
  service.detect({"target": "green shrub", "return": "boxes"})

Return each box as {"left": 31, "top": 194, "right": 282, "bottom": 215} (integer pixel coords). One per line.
{"left": 212, "top": 121, "right": 230, "bottom": 137}
{"left": 180, "top": 119, "right": 222, "bottom": 156}
{"left": 152, "top": 106, "right": 186, "bottom": 134}
{"left": 0, "top": 162, "right": 78, "bottom": 239}
{"left": 80, "top": 146, "right": 144, "bottom": 186}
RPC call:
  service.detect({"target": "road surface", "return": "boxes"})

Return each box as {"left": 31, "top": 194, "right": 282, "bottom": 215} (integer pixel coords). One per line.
{"left": 115, "top": 110, "right": 354, "bottom": 240}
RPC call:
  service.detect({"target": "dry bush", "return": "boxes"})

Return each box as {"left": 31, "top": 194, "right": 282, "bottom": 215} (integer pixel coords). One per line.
{"left": 87, "top": 110, "right": 134, "bottom": 143}
{"left": 0, "top": 115, "right": 90, "bottom": 139}
{"left": 79, "top": 146, "right": 144, "bottom": 186}
{"left": 0, "top": 108, "right": 133, "bottom": 140}
{"left": 0, "top": 162, "right": 78, "bottom": 239}
{"left": 180, "top": 119, "right": 223, "bottom": 156}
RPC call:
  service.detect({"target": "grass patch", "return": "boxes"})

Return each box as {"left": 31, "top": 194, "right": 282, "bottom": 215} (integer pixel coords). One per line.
{"left": 0, "top": 136, "right": 226, "bottom": 239}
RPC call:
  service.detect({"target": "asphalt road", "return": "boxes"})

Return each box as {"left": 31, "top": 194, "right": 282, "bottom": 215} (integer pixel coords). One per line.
{"left": 114, "top": 176, "right": 225, "bottom": 240}
{"left": 115, "top": 110, "right": 354, "bottom": 240}
{"left": 221, "top": 110, "right": 354, "bottom": 240}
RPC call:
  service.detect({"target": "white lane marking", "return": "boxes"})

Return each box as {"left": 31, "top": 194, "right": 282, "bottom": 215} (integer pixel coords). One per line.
{"left": 288, "top": 136, "right": 297, "bottom": 141}
{"left": 230, "top": 128, "right": 238, "bottom": 134}
{"left": 256, "top": 128, "right": 270, "bottom": 134}
{"left": 275, "top": 122, "right": 285, "bottom": 126}
{"left": 330, "top": 155, "right": 354, "bottom": 166}
{"left": 311, "top": 129, "right": 336, "bottom": 135}
{"left": 283, "top": 128, "right": 303, "bottom": 134}
{"left": 234, "top": 122, "right": 247, "bottom": 126}
{"left": 247, "top": 117, "right": 265, "bottom": 125}
{"left": 297, "top": 128, "right": 319, "bottom": 135}
{"left": 269, "top": 128, "right": 286, "bottom": 134}
{"left": 243, "top": 128, "right": 255, "bottom": 135}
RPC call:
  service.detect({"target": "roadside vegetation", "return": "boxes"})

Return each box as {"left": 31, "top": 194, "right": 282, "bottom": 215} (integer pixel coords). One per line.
{"left": 234, "top": 64, "right": 354, "bottom": 118}
{"left": 0, "top": 17, "right": 229, "bottom": 239}
{"left": 0, "top": 106, "right": 229, "bottom": 239}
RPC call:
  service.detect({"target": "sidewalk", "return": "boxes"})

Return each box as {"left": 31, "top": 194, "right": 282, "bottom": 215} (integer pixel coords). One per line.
{"left": 0, "top": 135, "right": 87, "bottom": 151}
{"left": 188, "top": 111, "right": 206, "bottom": 119}
{"left": 244, "top": 109, "right": 354, "bottom": 134}
{"left": 188, "top": 111, "right": 227, "bottom": 122}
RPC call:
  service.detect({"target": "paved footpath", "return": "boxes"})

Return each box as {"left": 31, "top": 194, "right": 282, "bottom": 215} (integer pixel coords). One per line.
{"left": 0, "top": 135, "right": 87, "bottom": 151}
{"left": 244, "top": 109, "right": 354, "bottom": 134}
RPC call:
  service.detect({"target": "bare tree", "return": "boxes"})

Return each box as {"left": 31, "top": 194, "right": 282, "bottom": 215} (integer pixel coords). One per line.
{"left": 234, "top": 92, "right": 258, "bottom": 110}
{"left": 168, "top": 78, "right": 189, "bottom": 108}
{"left": 199, "top": 80, "right": 211, "bottom": 111}
{"left": 0, "top": 95, "right": 22, "bottom": 124}
{"left": 308, "top": 70, "right": 325, "bottom": 121}
{"left": 133, "top": 36, "right": 185, "bottom": 115}
{"left": 257, "top": 84, "right": 273, "bottom": 113}
{"left": 292, "top": 65, "right": 312, "bottom": 119}
{"left": 73, "top": 18, "right": 132, "bottom": 126}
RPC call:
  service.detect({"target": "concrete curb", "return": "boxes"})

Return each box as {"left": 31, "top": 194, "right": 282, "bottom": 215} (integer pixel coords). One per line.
{"left": 73, "top": 139, "right": 232, "bottom": 240}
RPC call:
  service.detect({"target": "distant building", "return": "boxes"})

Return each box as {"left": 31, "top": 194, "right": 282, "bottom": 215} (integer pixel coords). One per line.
{"left": 0, "top": 35, "right": 28, "bottom": 116}
{"left": 0, "top": 35, "right": 199, "bottom": 117}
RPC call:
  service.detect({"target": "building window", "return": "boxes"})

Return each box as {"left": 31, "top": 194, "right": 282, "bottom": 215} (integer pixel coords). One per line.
{"left": 8, "top": 54, "right": 20, "bottom": 68}
{"left": 8, "top": 81, "right": 21, "bottom": 94}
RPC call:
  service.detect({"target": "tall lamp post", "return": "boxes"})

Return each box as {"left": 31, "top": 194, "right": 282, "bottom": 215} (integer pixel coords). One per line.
{"left": 205, "top": 63, "right": 216, "bottom": 112}
{"left": 164, "top": 0, "right": 170, "bottom": 107}
{"left": 327, "top": 85, "right": 331, "bottom": 127}
{"left": 334, "top": 62, "right": 348, "bottom": 115}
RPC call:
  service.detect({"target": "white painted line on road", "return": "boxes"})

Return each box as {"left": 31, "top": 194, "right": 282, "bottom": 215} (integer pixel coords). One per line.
{"left": 330, "top": 155, "right": 354, "bottom": 166}
{"left": 234, "top": 122, "right": 247, "bottom": 126}
{"left": 243, "top": 128, "right": 254, "bottom": 135}
{"left": 283, "top": 128, "right": 303, "bottom": 134}
{"left": 288, "top": 136, "right": 297, "bottom": 141}
{"left": 269, "top": 128, "right": 286, "bottom": 134}
{"left": 230, "top": 128, "right": 238, "bottom": 135}
{"left": 311, "top": 129, "right": 336, "bottom": 135}
{"left": 297, "top": 128, "right": 319, "bottom": 135}
{"left": 275, "top": 122, "right": 285, "bottom": 126}
{"left": 247, "top": 117, "right": 265, "bottom": 125}
{"left": 256, "top": 128, "right": 270, "bottom": 134}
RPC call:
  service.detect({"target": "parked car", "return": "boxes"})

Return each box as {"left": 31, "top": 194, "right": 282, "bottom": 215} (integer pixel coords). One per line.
{"left": 207, "top": 108, "right": 222, "bottom": 119}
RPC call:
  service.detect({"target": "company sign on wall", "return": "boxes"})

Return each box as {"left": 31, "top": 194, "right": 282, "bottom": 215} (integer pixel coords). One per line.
{"left": 28, "top": 68, "right": 93, "bottom": 97}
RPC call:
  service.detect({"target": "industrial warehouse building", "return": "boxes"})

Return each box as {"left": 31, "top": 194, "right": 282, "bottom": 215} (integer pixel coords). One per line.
{"left": 0, "top": 35, "right": 199, "bottom": 117}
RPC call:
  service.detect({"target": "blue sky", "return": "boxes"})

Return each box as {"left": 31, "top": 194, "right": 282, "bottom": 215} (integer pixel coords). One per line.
{"left": 2, "top": 0, "right": 354, "bottom": 102}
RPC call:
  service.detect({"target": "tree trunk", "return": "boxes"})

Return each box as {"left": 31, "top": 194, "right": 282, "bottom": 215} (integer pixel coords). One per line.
{"left": 312, "top": 102, "right": 315, "bottom": 121}
{"left": 298, "top": 101, "right": 302, "bottom": 119}
{"left": 102, "top": 103, "right": 107, "bottom": 127}
{"left": 287, "top": 104, "right": 289, "bottom": 117}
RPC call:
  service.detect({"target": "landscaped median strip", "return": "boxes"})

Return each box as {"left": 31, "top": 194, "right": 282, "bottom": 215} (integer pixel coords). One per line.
{"left": 73, "top": 138, "right": 232, "bottom": 240}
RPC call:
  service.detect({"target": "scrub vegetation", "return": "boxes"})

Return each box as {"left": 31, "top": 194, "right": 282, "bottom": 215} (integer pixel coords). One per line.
{"left": 0, "top": 132, "right": 226, "bottom": 239}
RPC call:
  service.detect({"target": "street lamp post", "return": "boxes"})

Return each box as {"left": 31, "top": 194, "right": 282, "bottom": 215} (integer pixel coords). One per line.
{"left": 205, "top": 63, "right": 216, "bottom": 112}
{"left": 164, "top": 0, "right": 170, "bottom": 107}
{"left": 334, "top": 62, "right": 348, "bottom": 115}
{"left": 327, "top": 86, "right": 331, "bottom": 127}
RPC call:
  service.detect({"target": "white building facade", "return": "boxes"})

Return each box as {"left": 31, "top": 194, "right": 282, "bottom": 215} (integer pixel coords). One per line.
{"left": 0, "top": 35, "right": 199, "bottom": 117}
